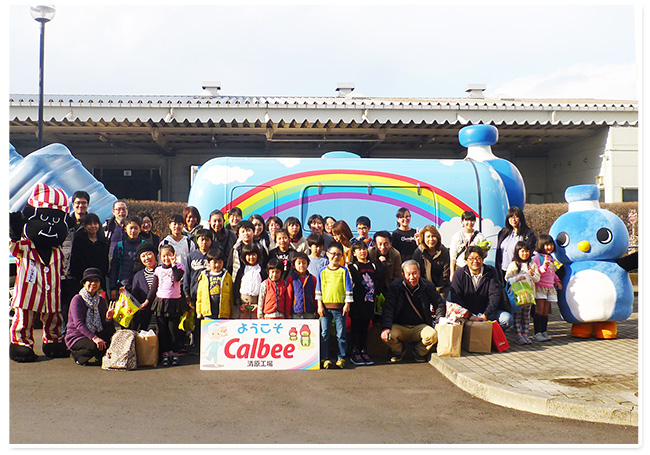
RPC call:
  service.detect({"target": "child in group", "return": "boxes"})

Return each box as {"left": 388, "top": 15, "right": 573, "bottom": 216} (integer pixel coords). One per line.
{"left": 249, "top": 214, "right": 271, "bottom": 254}
{"left": 531, "top": 235, "right": 563, "bottom": 342}
{"left": 183, "top": 228, "right": 213, "bottom": 354}
{"left": 316, "top": 242, "right": 354, "bottom": 369}
{"left": 348, "top": 241, "right": 381, "bottom": 366}
{"left": 233, "top": 243, "right": 265, "bottom": 319}
{"left": 308, "top": 214, "right": 333, "bottom": 250}
{"left": 355, "top": 216, "right": 375, "bottom": 248}
{"left": 265, "top": 216, "right": 283, "bottom": 251}
{"left": 141, "top": 244, "right": 186, "bottom": 366}
{"left": 227, "top": 207, "right": 243, "bottom": 234}
{"left": 331, "top": 220, "right": 355, "bottom": 265}
{"left": 391, "top": 207, "right": 418, "bottom": 262}
{"left": 449, "top": 210, "right": 486, "bottom": 271}
{"left": 505, "top": 241, "right": 541, "bottom": 345}
{"left": 267, "top": 228, "right": 295, "bottom": 280}
{"left": 257, "top": 258, "right": 291, "bottom": 319}
{"left": 228, "top": 220, "right": 265, "bottom": 280}
{"left": 284, "top": 216, "right": 309, "bottom": 254}
{"left": 195, "top": 248, "right": 232, "bottom": 320}
{"left": 287, "top": 252, "right": 319, "bottom": 319}
{"left": 138, "top": 211, "right": 160, "bottom": 247}
{"left": 159, "top": 214, "right": 195, "bottom": 270}
{"left": 109, "top": 215, "right": 144, "bottom": 302}
{"left": 306, "top": 233, "right": 328, "bottom": 278}
{"left": 127, "top": 242, "right": 158, "bottom": 331}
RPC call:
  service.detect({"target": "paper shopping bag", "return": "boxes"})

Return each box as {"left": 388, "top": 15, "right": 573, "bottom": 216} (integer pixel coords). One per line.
{"left": 113, "top": 289, "right": 140, "bottom": 328}
{"left": 135, "top": 330, "right": 159, "bottom": 367}
{"left": 462, "top": 320, "right": 493, "bottom": 353}
{"left": 436, "top": 322, "right": 463, "bottom": 357}
{"left": 491, "top": 321, "right": 510, "bottom": 352}
{"left": 511, "top": 279, "right": 535, "bottom": 306}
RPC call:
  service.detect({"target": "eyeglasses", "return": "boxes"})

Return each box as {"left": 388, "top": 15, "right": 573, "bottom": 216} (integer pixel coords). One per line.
{"left": 466, "top": 256, "right": 482, "bottom": 262}
{"left": 327, "top": 251, "right": 342, "bottom": 257}
{"left": 73, "top": 200, "right": 88, "bottom": 206}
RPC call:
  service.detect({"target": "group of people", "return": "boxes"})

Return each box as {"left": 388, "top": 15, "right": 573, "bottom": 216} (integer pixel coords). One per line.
{"left": 62, "top": 194, "right": 562, "bottom": 368}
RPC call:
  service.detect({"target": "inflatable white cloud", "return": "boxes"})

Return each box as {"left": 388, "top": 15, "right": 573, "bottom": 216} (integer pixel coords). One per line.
{"left": 204, "top": 165, "right": 254, "bottom": 186}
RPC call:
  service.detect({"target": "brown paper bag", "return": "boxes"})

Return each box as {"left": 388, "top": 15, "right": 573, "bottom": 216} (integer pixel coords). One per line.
{"left": 135, "top": 331, "right": 159, "bottom": 367}
{"left": 436, "top": 322, "right": 463, "bottom": 357}
{"left": 462, "top": 320, "right": 493, "bottom": 353}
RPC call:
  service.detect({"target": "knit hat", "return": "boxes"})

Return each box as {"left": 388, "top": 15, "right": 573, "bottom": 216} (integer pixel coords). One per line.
{"left": 136, "top": 242, "right": 158, "bottom": 257}
{"left": 27, "top": 183, "right": 69, "bottom": 213}
{"left": 81, "top": 267, "right": 103, "bottom": 284}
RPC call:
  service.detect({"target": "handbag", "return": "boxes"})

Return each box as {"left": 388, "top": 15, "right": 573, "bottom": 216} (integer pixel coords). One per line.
{"left": 179, "top": 308, "right": 196, "bottom": 332}
{"left": 113, "top": 289, "right": 140, "bottom": 328}
{"left": 102, "top": 329, "right": 137, "bottom": 371}
{"left": 436, "top": 321, "right": 463, "bottom": 357}
{"left": 510, "top": 278, "right": 535, "bottom": 306}
{"left": 491, "top": 320, "right": 510, "bottom": 352}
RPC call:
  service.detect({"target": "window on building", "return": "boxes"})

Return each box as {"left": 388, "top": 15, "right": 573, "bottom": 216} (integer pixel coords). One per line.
{"left": 622, "top": 188, "right": 638, "bottom": 202}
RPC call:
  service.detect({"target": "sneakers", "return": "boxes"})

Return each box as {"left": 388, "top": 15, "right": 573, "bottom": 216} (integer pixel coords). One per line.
{"left": 542, "top": 331, "right": 552, "bottom": 341}
{"left": 171, "top": 353, "right": 180, "bottom": 366}
{"left": 414, "top": 352, "right": 429, "bottom": 363}
{"left": 360, "top": 350, "right": 374, "bottom": 366}
{"left": 335, "top": 358, "right": 346, "bottom": 369}
{"left": 321, "top": 358, "right": 344, "bottom": 369}
{"left": 514, "top": 335, "right": 531, "bottom": 345}
{"left": 162, "top": 352, "right": 170, "bottom": 366}
{"left": 350, "top": 350, "right": 365, "bottom": 366}
{"left": 322, "top": 360, "right": 332, "bottom": 369}
{"left": 532, "top": 332, "right": 547, "bottom": 342}
{"left": 389, "top": 351, "right": 404, "bottom": 363}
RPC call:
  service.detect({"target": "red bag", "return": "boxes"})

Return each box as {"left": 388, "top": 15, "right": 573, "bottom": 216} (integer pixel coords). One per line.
{"left": 491, "top": 321, "right": 510, "bottom": 352}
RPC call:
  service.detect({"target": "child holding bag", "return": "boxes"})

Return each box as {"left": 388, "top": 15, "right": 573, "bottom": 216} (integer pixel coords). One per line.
{"left": 531, "top": 235, "right": 563, "bottom": 342}
{"left": 141, "top": 244, "right": 186, "bottom": 366}
{"left": 505, "top": 241, "right": 540, "bottom": 345}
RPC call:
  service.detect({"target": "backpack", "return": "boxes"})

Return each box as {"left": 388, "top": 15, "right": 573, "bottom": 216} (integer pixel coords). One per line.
{"left": 102, "top": 329, "right": 138, "bottom": 371}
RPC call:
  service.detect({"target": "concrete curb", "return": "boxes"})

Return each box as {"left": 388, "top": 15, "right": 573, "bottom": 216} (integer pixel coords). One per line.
{"left": 429, "top": 354, "right": 638, "bottom": 427}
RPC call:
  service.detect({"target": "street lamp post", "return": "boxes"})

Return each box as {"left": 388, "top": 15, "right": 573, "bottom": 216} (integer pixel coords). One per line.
{"left": 30, "top": 5, "right": 56, "bottom": 149}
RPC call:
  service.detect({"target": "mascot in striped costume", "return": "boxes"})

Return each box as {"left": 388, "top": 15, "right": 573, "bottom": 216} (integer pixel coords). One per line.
{"left": 9, "top": 183, "right": 71, "bottom": 362}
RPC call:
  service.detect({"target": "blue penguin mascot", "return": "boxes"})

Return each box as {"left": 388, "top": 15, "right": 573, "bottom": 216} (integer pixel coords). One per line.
{"left": 549, "top": 184, "right": 634, "bottom": 339}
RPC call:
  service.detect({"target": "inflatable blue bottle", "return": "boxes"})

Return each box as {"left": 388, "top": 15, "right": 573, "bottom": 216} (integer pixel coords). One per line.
{"left": 549, "top": 184, "right": 634, "bottom": 339}
{"left": 9, "top": 143, "right": 117, "bottom": 222}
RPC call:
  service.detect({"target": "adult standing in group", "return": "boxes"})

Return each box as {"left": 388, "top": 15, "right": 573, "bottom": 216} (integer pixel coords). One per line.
{"left": 391, "top": 207, "right": 418, "bottom": 262}
{"left": 208, "top": 209, "right": 237, "bottom": 259}
{"left": 494, "top": 206, "right": 537, "bottom": 281}
{"left": 307, "top": 214, "right": 333, "bottom": 251}
{"left": 69, "top": 213, "right": 110, "bottom": 293}
{"left": 448, "top": 246, "right": 514, "bottom": 329}
{"left": 380, "top": 260, "right": 444, "bottom": 363}
{"left": 183, "top": 206, "right": 201, "bottom": 246}
{"left": 448, "top": 211, "right": 486, "bottom": 272}
{"left": 103, "top": 200, "right": 129, "bottom": 260}
{"left": 60, "top": 190, "right": 91, "bottom": 331}
{"left": 412, "top": 225, "right": 451, "bottom": 299}
{"left": 368, "top": 231, "right": 403, "bottom": 291}
{"left": 65, "top": 268, "right": 116, "bottom": 366}
{"left": 138, "top": 211, "right": 160, "bottom": 247}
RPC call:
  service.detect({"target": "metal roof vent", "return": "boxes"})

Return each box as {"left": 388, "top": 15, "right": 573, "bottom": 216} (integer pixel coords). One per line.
{"left": 465, "top": 84, "right": 487, "bottom": 99}
{"left": 200, "top": 81, "right": 221, "bottom": 97}
{"left": 336, "top": 82, "right": 355, "bottom": 97}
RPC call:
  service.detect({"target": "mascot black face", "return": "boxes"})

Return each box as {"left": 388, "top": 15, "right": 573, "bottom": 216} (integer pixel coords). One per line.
{"left": 23, "top": 205, "right": 69, "bottom": 249}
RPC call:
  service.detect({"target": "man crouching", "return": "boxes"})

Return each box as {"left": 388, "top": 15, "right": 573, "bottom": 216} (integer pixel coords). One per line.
{"left": 380, "top": 260, "right": 445, "bottom": 363}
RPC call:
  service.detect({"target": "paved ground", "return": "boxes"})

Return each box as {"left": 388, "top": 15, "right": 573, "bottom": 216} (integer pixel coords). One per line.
{"left": 7, "top": 298, "right": 639, "bottom": 446}
{"left": 430, "top": 297, "right": 639, "bottom": 426}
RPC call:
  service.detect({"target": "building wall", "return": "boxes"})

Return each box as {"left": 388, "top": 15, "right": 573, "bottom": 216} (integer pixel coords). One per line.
{"left": 603, "top": 126, "right": 639, "bottom": 202}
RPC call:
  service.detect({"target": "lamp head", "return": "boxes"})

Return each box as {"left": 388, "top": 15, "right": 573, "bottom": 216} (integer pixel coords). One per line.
{"left": 30, "top": 5, "right": 56, "bottom": 23}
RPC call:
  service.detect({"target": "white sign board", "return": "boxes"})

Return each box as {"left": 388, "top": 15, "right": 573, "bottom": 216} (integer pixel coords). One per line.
{"left": 200, "top": 319, "right": 320, "bottom": 370}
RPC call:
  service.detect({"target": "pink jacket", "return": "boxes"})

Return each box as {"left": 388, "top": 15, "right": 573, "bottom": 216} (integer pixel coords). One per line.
{"left": 532, "top": 253, "right": 561, "bottom": 289}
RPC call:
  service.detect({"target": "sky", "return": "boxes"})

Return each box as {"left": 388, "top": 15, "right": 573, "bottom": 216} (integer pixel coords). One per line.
{"left": 5, "top": 1, "right": 641, "bottom": 101}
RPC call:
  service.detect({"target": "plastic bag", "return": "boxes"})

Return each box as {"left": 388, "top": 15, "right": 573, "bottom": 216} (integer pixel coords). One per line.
{"left": 113, "top": 289, "right": 140, "bottom": 328}
{"left": 179, "top": 308, "right": 195, "bottom": 332}
{"left": 510, "top": 278, "right": 535, "bottom": 306}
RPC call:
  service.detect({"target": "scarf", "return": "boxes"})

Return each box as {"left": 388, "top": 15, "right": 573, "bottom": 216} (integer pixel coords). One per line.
{"left": 80, "top": 287, "right": 103, "bottom": 333}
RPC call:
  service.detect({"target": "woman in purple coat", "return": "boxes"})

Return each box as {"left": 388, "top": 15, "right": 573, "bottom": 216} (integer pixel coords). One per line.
{"left": 65, "top": 268, "right": 116, "bottom": 365}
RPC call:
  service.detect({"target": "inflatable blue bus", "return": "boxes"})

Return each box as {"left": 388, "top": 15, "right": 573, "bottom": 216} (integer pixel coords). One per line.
{"left": 188, "top": 125, "right": 525, "bottom": 262}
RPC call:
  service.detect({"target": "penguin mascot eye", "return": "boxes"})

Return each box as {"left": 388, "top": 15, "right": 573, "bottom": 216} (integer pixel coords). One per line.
{"left": 556, "top": 231, "right": 570, "bottom": 248}
{"left": 597, "top": 228, "right": 613, "bottom": 244}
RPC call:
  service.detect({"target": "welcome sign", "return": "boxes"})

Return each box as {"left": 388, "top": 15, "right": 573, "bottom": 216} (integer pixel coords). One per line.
{"left": 200, "top": 319, "right": 320, "bottom": 370}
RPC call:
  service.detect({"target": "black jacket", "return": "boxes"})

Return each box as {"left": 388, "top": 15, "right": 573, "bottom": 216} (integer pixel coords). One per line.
{"left": 494, "top": 226, "right": 537, "bottom": 277}
{"left": 412, "top": 244, "right": 451, "bottom": 297}
{"left": 381, "top": 278, "right": 445, "bottom": 330}
{"left": 448, "top": 264, "right": 504, "bottom": 320}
